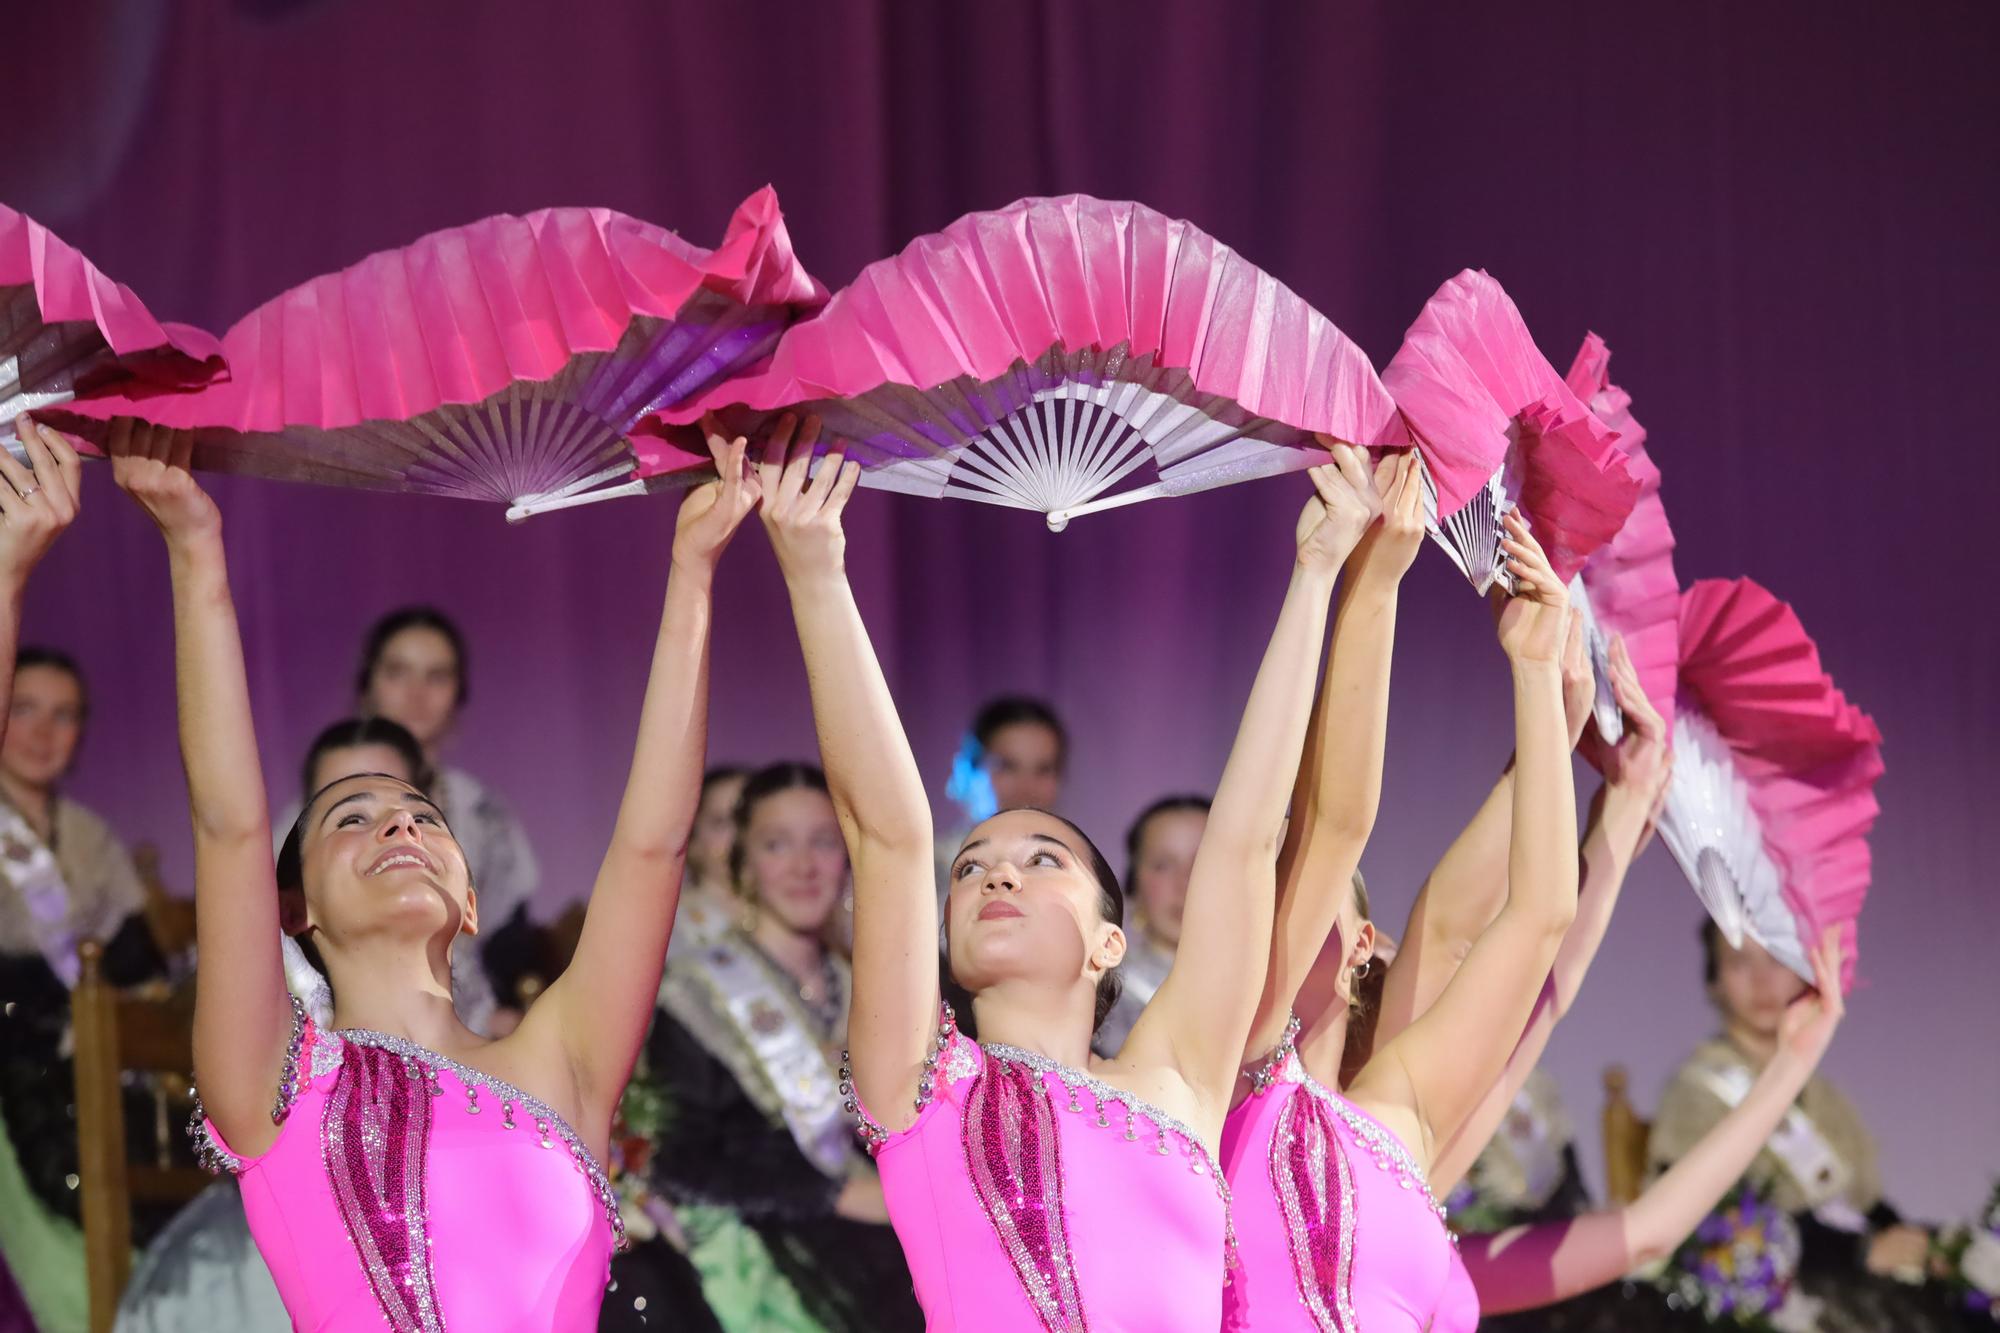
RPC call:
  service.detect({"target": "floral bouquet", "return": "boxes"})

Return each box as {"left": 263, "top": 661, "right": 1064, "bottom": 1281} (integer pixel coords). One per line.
{"left": 1932, "top": 1175, "right": 2000, "bottom": 1322}
{"left": 1658, "top": 1182, "right": 1804, "bottom": 1328}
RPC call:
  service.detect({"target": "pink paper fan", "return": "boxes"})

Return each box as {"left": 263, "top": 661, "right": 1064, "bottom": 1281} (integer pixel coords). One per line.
{"left": 1564, "top": 333, "right": 1679, "bottom": 756}
{"left": 54, "top": 188, "right": 824, "bottom": 514}
{"left": 1382, "top": 271, "right": 1640, "bottom": 593}
{"left": 586, "top": 195, "right": 1408, "bottom": 530}
{"left": 2, "top": 204, "right": 222, "bottom": 455}
{"left": 1658, "top": 578, "right": 1882, "bottom": 990}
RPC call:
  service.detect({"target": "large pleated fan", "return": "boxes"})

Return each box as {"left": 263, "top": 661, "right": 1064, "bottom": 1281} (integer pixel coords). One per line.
{"left": 2, "top": 203, "right": 222, "bottom": 457}
{"left": 1659, "top": 578, "right": 1882, "bottom": 990}
{"left": 1563, "top": 333, "right": 1679, "bottom": 753}
{"left": 1382, "top": 271, "right": 1639, "bottom": 593}
{"left": 54, "top": 188, "right": 824, "bottom": 510}
{"left": 562, "top": 195, "right": 1409, "bottom": 529}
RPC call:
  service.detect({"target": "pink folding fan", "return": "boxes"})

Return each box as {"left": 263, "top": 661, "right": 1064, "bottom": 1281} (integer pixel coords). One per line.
{"left": 1659, "top": 578, "right": 1882, "bottom": 990}
{"left": 1563, "top": 333, "right": 1678, "bottom": 752}
{"left": 544, "top": 194, "right": 1409, "bottom": 529}
{"left": 1382, "top": 271, "right": 1640, "bottom": 594}
{"left": 2, "top": 204, "right": 222, "bottom": 457}
{"left": 54, "top": 188, "right": 824, "bottom": 511}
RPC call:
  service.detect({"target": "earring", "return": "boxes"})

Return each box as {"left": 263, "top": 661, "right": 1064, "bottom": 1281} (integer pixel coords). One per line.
{"left": 1354, "top": 958, "right": 1373, "bottom": 982}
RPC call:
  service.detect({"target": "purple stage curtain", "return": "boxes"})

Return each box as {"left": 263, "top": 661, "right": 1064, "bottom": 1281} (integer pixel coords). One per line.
{"left": 6, "top": 0, "right": 1995, "bottom": 1221}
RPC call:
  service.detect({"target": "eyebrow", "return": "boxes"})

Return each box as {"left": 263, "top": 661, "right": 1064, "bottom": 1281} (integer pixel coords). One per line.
{"left": 952, "top": 832, "right": 1076, "bottom": 865}
{"left": 318, "top": 787, "right": 443, "bottom": 827}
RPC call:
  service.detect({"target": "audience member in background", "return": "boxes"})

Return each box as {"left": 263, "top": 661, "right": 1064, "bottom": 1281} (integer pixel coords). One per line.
{"left": 1640, "top": 924, "right": 1955, "bottom": 1332}
{"left": 616, "top": 762, "right": 919, "bottom": 1333}
{"left": 1091, "top": 794, "right": 1208, "bottom": 1057}
{"left": 668, "top": 765, "right": 749, "bottom": 962}
{"left": 0, "top": 418, "right": 104, "bottom": 1333}
{"left": 114, "top": 717, "right": 431, "bottom": 1333}
{"left": 933, "top": 695, "right": 1067, "bottom": 904}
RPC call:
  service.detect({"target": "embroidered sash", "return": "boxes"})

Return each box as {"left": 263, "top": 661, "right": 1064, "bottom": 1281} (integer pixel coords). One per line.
{"left": 1690, "top": 1063, "right": 1857, "bottom": 1226}
{"left": 0, "top": 798, "right": 80, "bottom": 987}
{"left": 664, "top": 937, "right": 852, "bottom": 1180}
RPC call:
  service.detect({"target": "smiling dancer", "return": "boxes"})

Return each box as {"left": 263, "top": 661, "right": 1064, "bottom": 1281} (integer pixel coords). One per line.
{"left": 107, "top": 414, "right": 757, "bottom": 1331}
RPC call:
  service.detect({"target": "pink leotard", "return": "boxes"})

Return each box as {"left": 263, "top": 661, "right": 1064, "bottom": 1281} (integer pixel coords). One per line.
{"left": 1220, "top": 1022, "right": 1476, "bottom": 1332}
{"left": 194, "top": 1001, "right": 621, "bottom": 1331}
{"left": 849, "top": 1006, "right": 1234, "bottom": 1331}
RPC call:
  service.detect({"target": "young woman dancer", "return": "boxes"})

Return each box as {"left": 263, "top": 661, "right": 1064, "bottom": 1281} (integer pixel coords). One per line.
{"left": 107, "top": 415, "right": 757, "bottom": 1331}
{"left": 760, "top": 414, "right": 1381, "bottom": 1330}
{"left": 1224, "top": 493, "right": 1580, "bottom": 1332}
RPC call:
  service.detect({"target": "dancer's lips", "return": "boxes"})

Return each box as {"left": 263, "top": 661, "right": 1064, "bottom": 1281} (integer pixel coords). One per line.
{"left": 365, "top": 846, "right": 438, "bottom": 877}
{"left": 977, "top": 900, "right": 1025, "bottom": 921}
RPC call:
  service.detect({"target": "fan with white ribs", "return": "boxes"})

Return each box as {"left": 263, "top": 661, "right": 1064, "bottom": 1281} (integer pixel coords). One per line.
{"left": 548, "top": 194, "right": 1409, "bottom": 528}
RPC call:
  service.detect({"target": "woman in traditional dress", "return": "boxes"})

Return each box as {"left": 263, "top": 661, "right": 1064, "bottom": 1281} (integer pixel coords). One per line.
{"left": 0, "top": 417, "right": 95, "bottom": 1333}
{"left": 763, "top": 413, "right": 1376, "bottom": 1329}
{"left": 626, "top": 761, "right": 920, "bottom": 1332}
{"left": 1091, "top": 794, "right": 1208, "bottom": 1058}
{"left": 667, "top": 766, "right": 749, "bottom": 961}
{"left": 108, "top": 415, "right": 757, "bottom": 1331}
{"left": 1639, "top": 924, "right": 1957, "bottom": 1332}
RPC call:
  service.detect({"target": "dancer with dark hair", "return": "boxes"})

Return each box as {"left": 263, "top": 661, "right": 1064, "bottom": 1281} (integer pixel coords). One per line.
{"left": 108, "top": 415, "right": 758, "bottom": 1331}
{"left": 761, "top": 411, "right": 1379, "bottom": 1329}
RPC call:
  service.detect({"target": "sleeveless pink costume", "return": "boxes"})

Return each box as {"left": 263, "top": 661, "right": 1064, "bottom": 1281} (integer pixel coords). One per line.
{"left": 193, "top": 1000, "right": 622, "bottom": 1331}
{"left": 847, "top": 1005, "right": 1235, "bottom": 1331}
{"left": 1220, "top": 1021, "right": 1479, "bottom": 1331}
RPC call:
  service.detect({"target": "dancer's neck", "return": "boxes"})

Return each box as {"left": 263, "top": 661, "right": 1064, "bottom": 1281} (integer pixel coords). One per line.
{"left": 971, "top": 980, "right": 1096, "bottom": 1070}
{"left": 327, "top": 935, "right": 475, "bottom": 1054}
{"left": 1723, "top": 1021, "right": 1778, "bottom": 1070}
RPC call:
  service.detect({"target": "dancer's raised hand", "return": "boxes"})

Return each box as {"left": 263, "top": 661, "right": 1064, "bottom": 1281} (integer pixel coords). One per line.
{"left": 675, "top": 419, "right": 762, "bottom": 572}
{"left": 1295, "top": 442, "right": 1378, "bottom": 577}
{"left": 0, "top": 417, "right": 83, "bottom": 590}
{"left": 1496, "top": 513, "right": 1569, "bottom": 665}
{"left": 106, "top": 416, "right": 218, "bottom": 546}
{"left": 1349, "top": 450, "right": 1426, "bottom": 588}
{"left": 757, "top": 414, "right": 860, "bottom": 578}
{"left": 1604, "top": 632, "right": 1673, "bottom": 842}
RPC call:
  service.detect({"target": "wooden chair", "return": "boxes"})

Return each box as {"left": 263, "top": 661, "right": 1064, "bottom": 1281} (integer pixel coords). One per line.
{"left": 71, "top": 940, "right": 209, "bottom": 1333}
{"left": 1602, "top": 1064, "right": 1653, "bottom": 1206}
{"left": 132, "top": 843, "right": 197, "bottom": 962}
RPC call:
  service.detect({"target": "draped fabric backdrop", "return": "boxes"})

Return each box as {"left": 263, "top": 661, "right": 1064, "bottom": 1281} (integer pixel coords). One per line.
{"left": 9, "top": 0, "right": 1995, "bottom": 1222}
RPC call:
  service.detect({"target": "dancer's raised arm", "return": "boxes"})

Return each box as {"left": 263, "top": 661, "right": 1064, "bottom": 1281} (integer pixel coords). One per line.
{"left": 534, "top": 429, "right": 759, "bottom": 1121}
{"left": 1344, "top": 514, "right": 1579, "bottom": 1164}
{"left": 1463, "top": 930, "right": 1844, "bottom": 1313}
{"left": 1242, "top": 451, "right": 1424, "bottom": 1060}
{"left": 0, "top": 418, "right": 82, "bottom": 740}
{"left": 1373, "top": 604, "right": 1597, "bottom": 1043}
{"left": 109, "top": 420, "right": 292, "bottom": 1157}
{"left": 1123, "top": 446, "right": 1374, "bottom": 1106}
{"left": 1427, "top": 633, "right": 1670, "bottom": 1193}
{"left": 757, "top": 418, "right": 936, "bottom": 1129}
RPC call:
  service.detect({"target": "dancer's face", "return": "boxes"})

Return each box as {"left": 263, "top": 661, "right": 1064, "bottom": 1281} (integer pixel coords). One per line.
{"left": 983, "top": 721, "right": 1064, "bottom": 812}
{"left": 363, "top": 626, "right": 460, "bottom": 750}
{"left": 1, "top": 665, "right": 84, "bottom": 790}
{"left": 1710, "top": 934, "right": 1805, "bottom": 1038}
{"left": 690, "top": 772, "right": 747, "bottom": 889}
{"left": 301, "top": 775, "right": 475, "bottom": 949}
{"left": 741, "top": 786, "right": 847, "bottom": 936}
{"left": 1129, "top": 807, "right": 1205, "bottom": 948}
{"left": 947, "top": 809, "right": 1123, "bottom": 1000}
